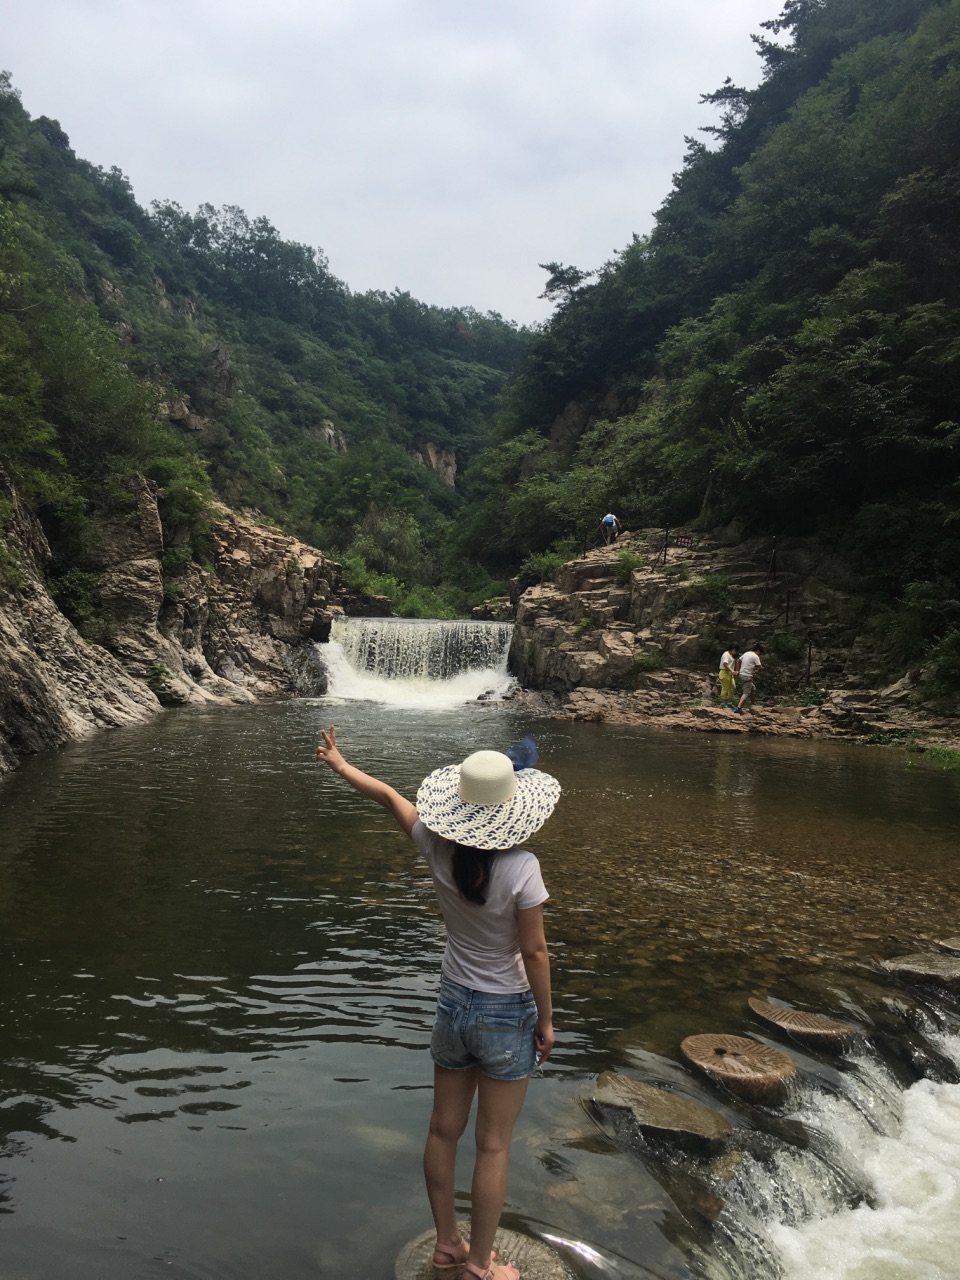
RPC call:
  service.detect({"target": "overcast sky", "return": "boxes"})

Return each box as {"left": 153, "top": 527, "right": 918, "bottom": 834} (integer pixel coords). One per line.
{"left": 5, "top": 0, "right": 779, "bottom": 324}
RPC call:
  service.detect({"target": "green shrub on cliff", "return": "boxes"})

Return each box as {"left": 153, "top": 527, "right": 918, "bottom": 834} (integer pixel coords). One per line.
{"left": 613, "top": 549, "right": 645, "bottom": 584}
{"left": 683, "top": 574, "right": 732, "bottom": 610}
{"left": 770, "top": 630, "right": 805, "bottom": 661}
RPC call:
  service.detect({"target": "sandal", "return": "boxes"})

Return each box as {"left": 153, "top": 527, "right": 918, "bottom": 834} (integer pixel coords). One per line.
{"left": 464, "top": 1261, "right": 519, "bottom": 1280}
{"left": 432, "top": 1237, "right": 468, "bottom": 1279}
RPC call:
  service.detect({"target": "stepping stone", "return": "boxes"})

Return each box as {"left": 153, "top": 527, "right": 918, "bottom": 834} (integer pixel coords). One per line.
{"left": 880, "top": 952, "right": 960, "bottom": 992}
{"left": 592, "top": 1070, "right": 730, "bottom": 1152}
{"left": 935, "top": 937, "right": 960, "bottom": 957}
{"left": 747, "top": 996, "right": 858, "bottom": 1051}
{"left": 680, "top": 1034, "right": 796, "bottom": 1104}
{"left": 396, "top": 1225, "right": 566, "bottom": 1280}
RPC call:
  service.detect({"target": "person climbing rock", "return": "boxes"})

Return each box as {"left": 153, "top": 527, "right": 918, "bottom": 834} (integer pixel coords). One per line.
{"left": 599, "top": 512, "right": 621, "bottom": 545}
{"left": 736, "top": 644, "right": 764, "bottom": 713}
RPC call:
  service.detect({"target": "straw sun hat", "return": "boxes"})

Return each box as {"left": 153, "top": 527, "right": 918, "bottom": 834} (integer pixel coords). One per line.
{"left": 416, "top": 748, "right": 561, "bottom": 851}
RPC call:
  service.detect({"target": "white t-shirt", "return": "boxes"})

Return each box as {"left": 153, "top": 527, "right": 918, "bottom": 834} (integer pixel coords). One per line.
{"left": 739, "top": 650, "right": 762, "bottom": 680}
{"left": 412, "top": 820, "right": 548, "bottom": 993}
{"left": 719, "top": 650, "right": 736, "bottom": 673}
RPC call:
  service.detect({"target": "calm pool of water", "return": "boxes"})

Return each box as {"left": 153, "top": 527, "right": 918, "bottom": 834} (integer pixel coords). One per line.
{"left": 0, "top": 701, "right": 958, "bottom": 1279}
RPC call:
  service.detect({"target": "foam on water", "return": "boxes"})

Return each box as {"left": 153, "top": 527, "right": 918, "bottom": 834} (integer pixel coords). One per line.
{"left": 770, "top": 1033, "right": 960, "bottom": 1280}
{"left": 321, "top": 618, "right": 516, "bottom": 708}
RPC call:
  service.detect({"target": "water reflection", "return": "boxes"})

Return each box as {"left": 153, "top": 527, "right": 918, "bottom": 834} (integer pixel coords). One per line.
{"left": 0, "top": 703, "right": 958, "bottom": 1278}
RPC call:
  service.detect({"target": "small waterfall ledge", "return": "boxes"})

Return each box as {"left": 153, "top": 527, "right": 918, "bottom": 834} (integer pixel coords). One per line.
{"left": 318, "top": 617, "right": 516, "bottom": 706}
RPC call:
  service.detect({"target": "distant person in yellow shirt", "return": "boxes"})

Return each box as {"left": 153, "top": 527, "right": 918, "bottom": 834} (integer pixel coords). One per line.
{"left": 718, "top": 644, "right": 740, "bottom": 708}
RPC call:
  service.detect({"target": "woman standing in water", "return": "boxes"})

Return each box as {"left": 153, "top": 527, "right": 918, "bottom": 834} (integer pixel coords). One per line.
{"left": 315, "top": 727, "right": 560, "bottom": 1280}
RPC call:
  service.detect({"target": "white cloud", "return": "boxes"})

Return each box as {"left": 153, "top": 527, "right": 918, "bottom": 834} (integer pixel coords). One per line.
{"left": 4, "top": 0, "right": 779, "bottom": 322}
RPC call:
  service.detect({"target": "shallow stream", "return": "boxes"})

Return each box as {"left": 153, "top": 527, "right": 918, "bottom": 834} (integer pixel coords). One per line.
{"left": 1, "top": 632, "right": 959, "bottom": 1278}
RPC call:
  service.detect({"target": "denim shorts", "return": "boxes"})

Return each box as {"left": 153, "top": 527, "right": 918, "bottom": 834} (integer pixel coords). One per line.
{"left": 430, "top": 976, "right": 537, "bottom": 1081}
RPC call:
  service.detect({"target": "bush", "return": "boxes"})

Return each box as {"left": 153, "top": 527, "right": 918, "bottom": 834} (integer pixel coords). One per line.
{"left": 516, "top": 549, "right": 566, "bottom": 590}
{"left": 146, "top": 662, "right": 173, "bottom": 694}
{"left": 633, "top": 650, "right": 663, "bottom": 672}
{"left": 770, "top": 630, "right": 805, "bottom": 660}
{"left": 613, "top": 549, "right": 645, "bottom": 584}
{"left": 798, "top": 685, "right": 826, "bottom": 706}
{"left": 617, "top": 650, "right": 663, "bottom": 688}
{"left": 0, "top": 538, "right": 27, "bottom": 590}
{"left": 683, "top": 573, "right": 732, "bottom": 609}
{"left": 48, "top": 568, "right": 100, "bottom": 624}
{"left": 395, "top": 586, "right": 457, "bottom": 619}
{"left": 926, "top": 746, "right": 960, "bottom": 772}
{"left": 663, "top": 561, "right": 690, "bottom": 579}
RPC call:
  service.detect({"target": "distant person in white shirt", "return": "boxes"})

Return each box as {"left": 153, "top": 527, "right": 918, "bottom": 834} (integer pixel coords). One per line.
{"left": 718, "top": 644, "right": 740, "bottom": 707}
{"left": 736, "top": 644, "right": 764, "bottom": 713}
{"left": 599, "top": 512, "right": 621, "bottom": 545}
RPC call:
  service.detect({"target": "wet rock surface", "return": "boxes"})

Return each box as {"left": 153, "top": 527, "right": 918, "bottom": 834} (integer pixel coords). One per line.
{"left": 880, "top": 952, "right": 960, "bottom": 992}
{"left": 593, "top": 1070, "right": 731, "bottom": 1151}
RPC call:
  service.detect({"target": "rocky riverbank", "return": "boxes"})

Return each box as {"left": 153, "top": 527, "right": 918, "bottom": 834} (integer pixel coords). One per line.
{"left": 0, "top": 468, "right": 377, "bottom": 779}
{"left": 504, "top": 530, "right": 960, "bottom": 750}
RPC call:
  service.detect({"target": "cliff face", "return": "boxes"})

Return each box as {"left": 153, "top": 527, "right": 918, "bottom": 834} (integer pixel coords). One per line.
{"left": 86, "top": 476, "right": 347, "bottom": 706}
{"left": 0, "top": 471, "right": 160, "bottom": 777}
{"left": 0, "top": 470, "right": 355, "bottom": 779}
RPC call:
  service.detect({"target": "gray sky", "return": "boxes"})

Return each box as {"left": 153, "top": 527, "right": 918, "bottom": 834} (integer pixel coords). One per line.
{"left": 5, "top": 0, "right": 778, "bottom": 324}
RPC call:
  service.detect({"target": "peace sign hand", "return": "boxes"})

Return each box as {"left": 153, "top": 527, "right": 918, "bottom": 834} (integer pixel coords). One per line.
{"left": 315, "top": 725, "right": 345, "bottom": 773}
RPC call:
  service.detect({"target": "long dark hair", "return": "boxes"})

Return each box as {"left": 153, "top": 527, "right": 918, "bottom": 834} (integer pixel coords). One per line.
{"left": 451, "top": 843, "right": 495, "bottom": 905}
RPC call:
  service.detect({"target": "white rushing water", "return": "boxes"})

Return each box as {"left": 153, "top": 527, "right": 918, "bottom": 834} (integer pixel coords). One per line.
{"left": 321, "top": 617, "right": 516, "bottom": 708}
{"left": 768, "top": 1033, "right": 960, "bottom": 1280}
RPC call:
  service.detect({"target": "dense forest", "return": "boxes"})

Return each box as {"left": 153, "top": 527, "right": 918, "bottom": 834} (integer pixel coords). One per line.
{"left": 2, "top": 0, "right": 960, "bottom": 686}
{"left": 0, "top": 71, "right": 528, "bottom": 619}
{"left": 458, "top": 0, "right": 960, "bottom": 689}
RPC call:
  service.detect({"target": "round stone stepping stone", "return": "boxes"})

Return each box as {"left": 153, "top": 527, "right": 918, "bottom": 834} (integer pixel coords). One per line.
{"left": 748, "top": 996, "right": 857, "bottom": 1051}
{"left": 592, "top": 1070, "right": 730, "bottom": 1152}
{"left": 880, "top": 952, "right": 960, "bottom": 992}
{"left": 680, "top": 1034, "right": 796, "bottom": 1104}
{"left": 935, "top": 937, "right": 960, "bottom": 957}
{"left": 396, "top": 1224, "right": 567, "bottom": 1280}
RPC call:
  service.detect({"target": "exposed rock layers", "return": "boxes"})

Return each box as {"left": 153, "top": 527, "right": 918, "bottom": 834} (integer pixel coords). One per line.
{"left": 0, "top": 470, "right": 159, "bottom": 777}
{"left": 0, "top": 469, "right": 357, "bottom": 779}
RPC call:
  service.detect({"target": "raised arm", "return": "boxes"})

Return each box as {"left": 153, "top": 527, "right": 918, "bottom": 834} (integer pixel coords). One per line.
{"left": 315, "top": 725, "right": 418, "bottom": 838}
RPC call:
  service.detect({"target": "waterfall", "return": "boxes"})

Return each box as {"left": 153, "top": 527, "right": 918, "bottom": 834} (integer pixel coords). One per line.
{"left": 765, "top": 1034, "right": 960, "bottom": 1279}
{"left": 319, "top": 617, "right": 516, "bottom": 707}
{"left": 698, "top": 1025, "right": 960, "bottom": 1280}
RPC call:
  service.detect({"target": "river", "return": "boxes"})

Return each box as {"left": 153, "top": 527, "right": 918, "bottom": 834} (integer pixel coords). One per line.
{"left": 0, "top": 621, "right": 958, "bottom": 1279}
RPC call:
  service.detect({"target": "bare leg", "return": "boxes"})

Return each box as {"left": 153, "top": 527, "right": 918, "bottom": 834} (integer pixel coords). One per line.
{"left": 424, "top": 1066, "right": 478, "bottom": 1249}
{"left": 467, "top": 1075, "right": 530, "bottom": 1271}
